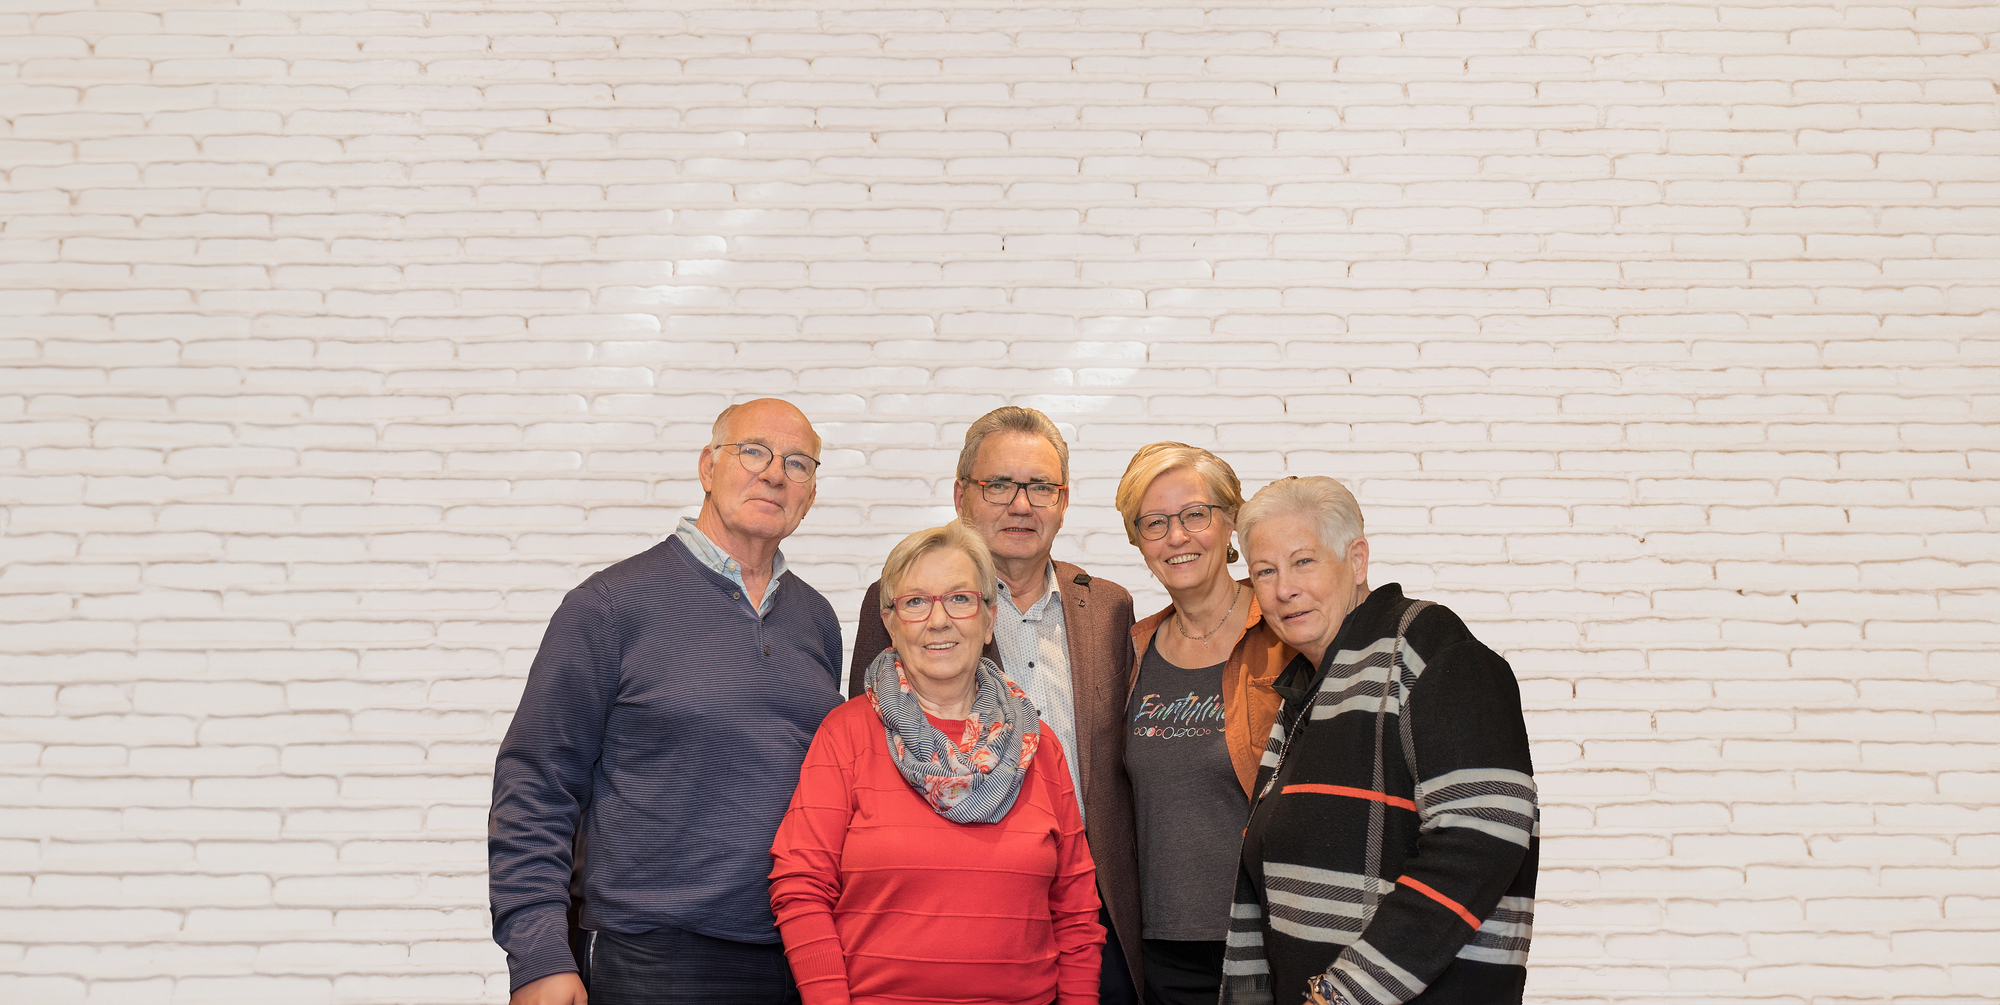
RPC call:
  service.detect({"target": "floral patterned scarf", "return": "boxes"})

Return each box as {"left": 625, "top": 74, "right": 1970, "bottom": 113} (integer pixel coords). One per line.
{"left": 863, "top": 646, "right": 1042, "bottom": 824}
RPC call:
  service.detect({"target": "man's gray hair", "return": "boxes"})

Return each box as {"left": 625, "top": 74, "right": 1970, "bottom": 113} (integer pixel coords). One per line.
{"left": 955, "top": 406, "right": 1069, "bottom": 484}
{"left": 709, "top": 404, "right": 739, "bottom": 446}
{"left": 1236, "top": 476, "right": 1365, "bottom": 559}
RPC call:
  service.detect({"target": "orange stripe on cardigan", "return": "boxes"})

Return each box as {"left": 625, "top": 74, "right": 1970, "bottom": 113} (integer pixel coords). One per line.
{"left": 1279, "top": 783, "right": 1418, "bottom": 812}
{"left": 1396, "top": 875, "right": 1481, "bottom": 929}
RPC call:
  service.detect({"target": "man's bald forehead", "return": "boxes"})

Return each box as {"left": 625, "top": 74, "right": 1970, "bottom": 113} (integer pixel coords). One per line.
{"left": 712, "top": 398, "right": 821, "bottom": 455}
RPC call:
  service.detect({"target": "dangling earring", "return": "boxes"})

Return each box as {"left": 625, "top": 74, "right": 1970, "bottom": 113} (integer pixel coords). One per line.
{"left": 1226, "top": 544, "right": 1239, "bottom": 563}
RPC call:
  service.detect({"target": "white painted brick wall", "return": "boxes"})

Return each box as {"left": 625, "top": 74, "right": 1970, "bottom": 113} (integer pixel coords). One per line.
{"left": 3, "top": 1, "right": 1997, "bottom": 1001}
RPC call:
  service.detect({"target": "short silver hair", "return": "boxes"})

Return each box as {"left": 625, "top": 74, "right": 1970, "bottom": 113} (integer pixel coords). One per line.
{"left": 880, "top": 521, "right": 998, "bottom": 608}
{"left": 955, "top": 406, "right": 1069, "bottom": 484}
{"left": 1236, "top": 476, "right": 1365, "bottom": 560}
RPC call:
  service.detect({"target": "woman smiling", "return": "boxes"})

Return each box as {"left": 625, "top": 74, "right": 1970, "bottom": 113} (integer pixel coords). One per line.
{"left": 769, "top": 522, "right": 1104, "bottom": 1005}
{"left": 1112, "top": 443, "right": 1293, "bottom": 1005}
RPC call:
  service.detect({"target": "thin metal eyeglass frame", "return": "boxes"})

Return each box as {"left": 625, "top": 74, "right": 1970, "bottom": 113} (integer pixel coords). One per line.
{"left": 716, "top": 441, "right": 820, "bottom": 483}
{"left": 1134, "top": 503, "right": 1219, "bottom": 541}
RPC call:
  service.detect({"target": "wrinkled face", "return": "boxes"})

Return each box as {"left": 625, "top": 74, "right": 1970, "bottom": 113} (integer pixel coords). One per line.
{"left": 697, "top": 401, "right": 818, "bottom": 546}
{"left": 883, "top": 548, "right": 995, "bottom": 692}
{"left": 953, "top": 430, "right": 1068, "bottom": 569}
{"left": 1134, "top": 467, "right": 1235, "bottom": 596}
{"left": 1244, "top": 513, "right": 1369, "bottom": 665}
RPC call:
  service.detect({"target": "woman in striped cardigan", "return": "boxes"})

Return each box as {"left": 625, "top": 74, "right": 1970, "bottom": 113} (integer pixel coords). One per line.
{"left": 1222, "top": 476, "right": 1539, "bottom": 1005}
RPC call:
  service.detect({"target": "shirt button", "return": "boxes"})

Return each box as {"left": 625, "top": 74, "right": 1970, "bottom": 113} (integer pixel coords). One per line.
{"left": 732, "top": 591, "right": 741, "bottom": 599}
{"left": 763, "top": 645, "right": 771, "bottom": 656}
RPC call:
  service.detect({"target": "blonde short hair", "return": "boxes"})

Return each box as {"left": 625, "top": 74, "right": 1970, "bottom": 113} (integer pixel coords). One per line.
{"left": 1113, "top": 442, "right": 1246, "bottom": 546}
{"left": 879, "top": 521, "right": 998, "bottom": 608}
{"left": 1237, "top": 476, "right": 1365, "bottom": 560}
{"left": 955, "top": 406, "right": 1069, "bottom": 484}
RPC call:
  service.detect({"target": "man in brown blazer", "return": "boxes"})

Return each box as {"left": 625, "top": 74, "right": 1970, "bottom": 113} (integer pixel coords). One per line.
{"left": 848, "top": 406, "right": 1142, "bottom": 1005}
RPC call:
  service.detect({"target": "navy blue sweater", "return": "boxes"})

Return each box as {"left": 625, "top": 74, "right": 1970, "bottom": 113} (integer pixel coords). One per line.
{"left": 489, "top": 536, "right": 845, "bottom": 991}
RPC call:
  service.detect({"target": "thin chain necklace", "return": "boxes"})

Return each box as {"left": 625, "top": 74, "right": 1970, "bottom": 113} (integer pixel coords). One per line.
{"left": 1175, "top": 583, "right": 1242, "bottom": 644}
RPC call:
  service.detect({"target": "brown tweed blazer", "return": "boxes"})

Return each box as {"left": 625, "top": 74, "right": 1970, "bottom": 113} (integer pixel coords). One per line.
{"left": 848, "top": 560, "right": 1143, "bottom": 995}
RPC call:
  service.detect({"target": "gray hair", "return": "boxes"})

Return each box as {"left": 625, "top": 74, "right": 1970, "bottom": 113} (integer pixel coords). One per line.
{"left": 1236, "top": 476, "right": 1365, "bottom": 560}
{"left": 880, "top": 521, "right": 998, "bottom": 608}
{"left": 955, "top": 406, "right": 1069, "bottom": 484}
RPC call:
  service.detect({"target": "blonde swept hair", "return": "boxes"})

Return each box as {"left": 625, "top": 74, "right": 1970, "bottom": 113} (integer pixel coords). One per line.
{"left": 1236, "top": 476, "right": 1365, "bottom": 560}
{"left": 879, "top": 521, "right": 999, "bottom": 609}
{"left": 1113, "top": 442, "right": 1246, "bottom": 546}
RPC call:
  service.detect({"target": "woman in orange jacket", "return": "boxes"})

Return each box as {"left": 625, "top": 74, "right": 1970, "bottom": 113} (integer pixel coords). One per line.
{"left": 1114, "top": 443, "right": 1293, "bottom": 1005}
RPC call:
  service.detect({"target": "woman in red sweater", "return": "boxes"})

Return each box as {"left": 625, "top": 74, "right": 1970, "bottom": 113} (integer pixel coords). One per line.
{"left": 769, "top": 522, "right": 1104, "bottom": 1005}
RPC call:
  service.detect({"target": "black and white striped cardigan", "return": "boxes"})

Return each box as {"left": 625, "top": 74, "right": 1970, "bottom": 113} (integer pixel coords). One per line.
{"left": 1222, "top": 585, "right": 1538, "bottom": 1005}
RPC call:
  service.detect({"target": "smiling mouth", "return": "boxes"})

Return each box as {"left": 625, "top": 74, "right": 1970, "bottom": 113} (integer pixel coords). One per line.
{"left": 923, "top": 641, "right": 958, "bottom": 650}
{"left": 1165, "top": 554, "right": 1199, "bottom": 565}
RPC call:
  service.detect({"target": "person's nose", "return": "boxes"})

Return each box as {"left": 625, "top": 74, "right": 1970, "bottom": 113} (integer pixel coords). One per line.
{"left": 923, "top": 599, "right": 954, "bottom": 629}
{"left": 754, "top": 457, "right": 789, "bottom": 487}
{"left": 1271, "top": 568, "right": 1298, "bottom": 601}
{"left": 1163, "top": 516, "right": 1190, "bottom": 547}
{"left": 1006, "top": 486, "right": 1034, "bottom": 514}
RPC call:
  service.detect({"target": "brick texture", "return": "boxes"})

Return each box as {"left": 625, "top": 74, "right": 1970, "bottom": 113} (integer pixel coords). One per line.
{"left": 3, "top": 1, "right": 1997, "bottom": 1002}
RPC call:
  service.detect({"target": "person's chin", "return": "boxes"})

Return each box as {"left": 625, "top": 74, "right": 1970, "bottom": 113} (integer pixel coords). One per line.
{"left": 728, "top": 511, "right": 788, "bottom": 537}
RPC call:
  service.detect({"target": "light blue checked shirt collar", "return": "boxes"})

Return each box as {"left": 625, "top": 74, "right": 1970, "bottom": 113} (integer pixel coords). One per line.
{"left": 674, "top": 516, "right": 787, "bottom": 618}
{"left": 993, "top": 561, "right": 1084, "bottom": 818}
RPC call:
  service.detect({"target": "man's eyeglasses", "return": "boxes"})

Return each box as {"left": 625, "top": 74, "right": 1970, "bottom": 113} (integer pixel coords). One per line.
{"left": 967, "top": 478, "right": 1065, "bottom": 508}
{"left": 1134, "top": 503, "right": 1221, "bottom": 541}
{"left": 716, "top": 442, "right": 819, "bottom": 483}
{"left": 886, "top": 591, "right": 987, "bottom": 622}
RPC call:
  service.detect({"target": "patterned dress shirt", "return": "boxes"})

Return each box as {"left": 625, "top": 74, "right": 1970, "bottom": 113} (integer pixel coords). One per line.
{"left": 993, "top": 562, "right": 1083, "bottom": 817}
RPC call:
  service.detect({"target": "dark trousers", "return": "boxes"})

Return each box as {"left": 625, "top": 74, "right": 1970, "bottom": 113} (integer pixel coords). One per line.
{"left": 1140, "top": 938, "right": 1226, "bottom": 1005}
{"left": 587, "top": 928, "right": 801, "bottom": 1005}
{"left": 1101, "top": 904, "right": 1140, "bottom": 1005}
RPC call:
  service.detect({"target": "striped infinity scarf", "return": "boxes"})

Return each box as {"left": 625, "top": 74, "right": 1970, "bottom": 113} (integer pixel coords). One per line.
{"left": 863, "top": 646, "right": 1041, "bottom": 824}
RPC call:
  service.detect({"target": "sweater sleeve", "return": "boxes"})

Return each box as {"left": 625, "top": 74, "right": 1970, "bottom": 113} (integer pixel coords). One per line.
{"left": 770, "top": 709, "right": 860, "bottom": 1005}
{"left": 1038, "top": 729, "right": 1106, "bottom": 1005}
{"left": 1322, "top": 638, "right": 1537, "bottom": 1005}
{"left": 489, "top": 582, "right": 620, "bottom": 992}
{"left": 846, "top": 580, "right": 889, "bottom": 698}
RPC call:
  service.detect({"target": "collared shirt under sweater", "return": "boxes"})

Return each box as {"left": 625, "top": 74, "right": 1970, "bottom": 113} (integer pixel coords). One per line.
{"left": 489, "top": 535, "right": 845, "bottom": 992}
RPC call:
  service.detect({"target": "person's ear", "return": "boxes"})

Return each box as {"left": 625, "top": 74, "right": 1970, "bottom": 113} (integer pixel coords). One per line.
{"left": 951, "top": 478, "right": 968, "bottom": 516}
{"left": 1347, "top": 537, "right": 1369, "bottom": 584}
{"left": 697, "top": 444, "right": 717, "bottom": 494}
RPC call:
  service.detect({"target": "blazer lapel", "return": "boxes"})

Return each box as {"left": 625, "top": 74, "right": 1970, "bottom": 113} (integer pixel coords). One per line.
{"left": 1054, "top": 561, "right": 1096, "bottom": 787}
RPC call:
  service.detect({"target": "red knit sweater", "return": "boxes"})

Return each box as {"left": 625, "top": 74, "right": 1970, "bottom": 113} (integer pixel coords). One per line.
{"left": 769, "top": 696, "right": 1105, "bottom": 1005}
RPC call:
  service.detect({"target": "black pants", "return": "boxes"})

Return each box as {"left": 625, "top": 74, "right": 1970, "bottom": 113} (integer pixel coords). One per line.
{"left": 1101, "top": 904, "right": 1140, "bottom": 1005}
{"left": 1141, "top": 938, "right": 1226, "bottom": 1005}
{"left": 587, "top": 928, "right": 801, "bottom": 1005}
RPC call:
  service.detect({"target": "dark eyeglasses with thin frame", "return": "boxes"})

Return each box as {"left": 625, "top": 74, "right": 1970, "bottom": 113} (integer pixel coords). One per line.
{"left": 1134, "top": 503, "right": 1221, "bottom": 541}
{"left": 886, "top": 591, "right": 988, "bottom": 622}
{"left": 967, "top": 478, "right": 1065, "bottom": 508}
{"left": 716, "top": 442, "right": 820, "bottom": 483}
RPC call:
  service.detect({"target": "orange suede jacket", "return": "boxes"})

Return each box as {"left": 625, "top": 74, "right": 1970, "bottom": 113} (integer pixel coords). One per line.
{"left": 1129, "top": 581, "right": 1293, "bottom": 799}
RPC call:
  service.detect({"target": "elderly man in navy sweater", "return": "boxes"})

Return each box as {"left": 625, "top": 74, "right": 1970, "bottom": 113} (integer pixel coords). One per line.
{"left": 491, "top": 398, "right": 845, "bottom": 1005}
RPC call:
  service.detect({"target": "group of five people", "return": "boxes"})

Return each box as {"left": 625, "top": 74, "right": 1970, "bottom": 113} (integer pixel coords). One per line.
{"left": 490, "top": 399, "right": 1537, "bottom": 1005}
